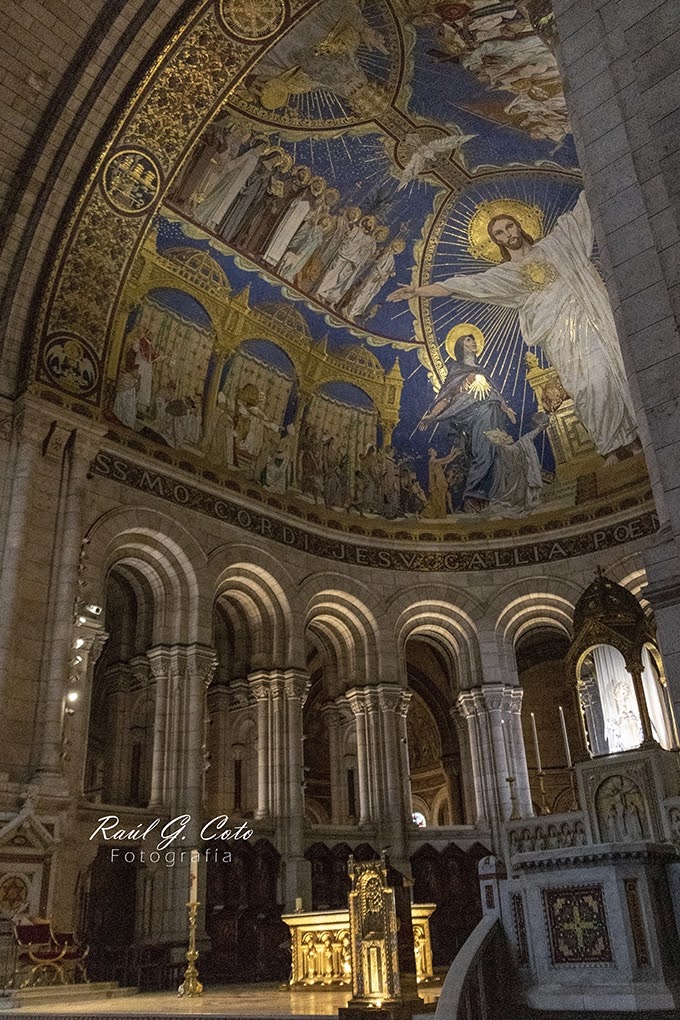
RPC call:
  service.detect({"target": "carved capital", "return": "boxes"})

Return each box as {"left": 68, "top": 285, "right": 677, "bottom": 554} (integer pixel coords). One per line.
{"left": 190, "top": 645, "right": 218, "bottom": 687}
{"left": 376, "top": 683, "right": 403, "bottom": 713}
{"left": 147, "top": 645, "right": 172, "bottom": 682}
{"left": 284, "top": 670, "right": 310, "bottom": 705}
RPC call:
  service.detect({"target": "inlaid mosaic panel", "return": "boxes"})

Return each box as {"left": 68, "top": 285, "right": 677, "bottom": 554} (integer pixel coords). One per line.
{"left": 543, "top": 885, "right": 613, "bottom": 965}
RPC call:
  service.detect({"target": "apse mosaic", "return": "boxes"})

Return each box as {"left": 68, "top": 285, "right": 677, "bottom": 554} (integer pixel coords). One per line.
{"left": 101, "top": 0, "right": 648, "bottom": 532}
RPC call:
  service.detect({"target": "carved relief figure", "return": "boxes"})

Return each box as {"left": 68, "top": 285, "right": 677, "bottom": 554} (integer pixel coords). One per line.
{"left": 596, "top": 775, "right": 648, "bottom": 844}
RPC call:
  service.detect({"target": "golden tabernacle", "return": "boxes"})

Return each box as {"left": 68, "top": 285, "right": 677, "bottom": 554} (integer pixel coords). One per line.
{"left": 282, "top": 903, "right": 435, "bottom": 988}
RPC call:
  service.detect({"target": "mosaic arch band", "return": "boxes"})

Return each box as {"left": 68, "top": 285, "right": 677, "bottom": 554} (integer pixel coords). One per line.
{"left": 390, "top": 191, "right": 640, "bottom": 464}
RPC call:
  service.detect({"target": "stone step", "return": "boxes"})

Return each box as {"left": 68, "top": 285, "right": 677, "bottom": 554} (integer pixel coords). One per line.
{"left": 3, "top": 982, "right": 139, "bottom": 1008}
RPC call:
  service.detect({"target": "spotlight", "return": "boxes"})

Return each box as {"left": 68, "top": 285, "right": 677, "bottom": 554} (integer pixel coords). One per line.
{"left": 75, "top": 638, "right": 85, "bottom": 649}
{"left": 66, "top": 691, "right": 79, "bottom": 704}
{"left": 85, "top": 604, "right": 102, "bottom": 616}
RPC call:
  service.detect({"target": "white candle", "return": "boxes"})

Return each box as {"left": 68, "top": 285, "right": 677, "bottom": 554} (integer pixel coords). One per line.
{"left": 501, "top": 719, "right": 512, "bottom": 776}
{"left": 189, "top": 852, "right": 199, "bottom": 903}
{"left": 295, "top": 897, "right": 303, "bottom": 912}
{"left": 558, "top": 706, "right": 572, "bottom": 768}
{"left": 530, "top": 712, "right": 542, "bottom": 773}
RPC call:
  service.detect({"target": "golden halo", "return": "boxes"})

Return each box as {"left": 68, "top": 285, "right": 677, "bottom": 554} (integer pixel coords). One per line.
{"left": 467, "top": 199, "right": 544, "bottom": 264}
{"left": 445, "top": 323, "right": 485, "bottom": 360}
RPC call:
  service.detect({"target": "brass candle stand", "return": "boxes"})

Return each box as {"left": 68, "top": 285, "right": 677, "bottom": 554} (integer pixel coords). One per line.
{"left": 506, "top": 775, "right": 521, "bottom": 820}
{"left": 568, "top": 766, "right": 580, "bottom": 812}
{"left": 177, "top": 900, "right": 203, "bottom": 998}
{"left": 537, "top": 769, "right": 551, "bottom": 815}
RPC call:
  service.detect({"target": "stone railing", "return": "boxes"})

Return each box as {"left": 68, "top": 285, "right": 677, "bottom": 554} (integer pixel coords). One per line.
{"left": 505, "top": 811, "right": 588, "bottom": 859}
{"left": 282, "top": 903, "right": 435, "bottom": 988}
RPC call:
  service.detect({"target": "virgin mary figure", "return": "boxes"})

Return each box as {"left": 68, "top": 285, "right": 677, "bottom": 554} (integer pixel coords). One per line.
{"left": 419, "top": 324, "right": 516, "bottom": 513}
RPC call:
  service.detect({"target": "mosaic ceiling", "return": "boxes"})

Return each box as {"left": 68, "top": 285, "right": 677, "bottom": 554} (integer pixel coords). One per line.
{"left": 37, "top": 0, "right": 651, "bottom": 543}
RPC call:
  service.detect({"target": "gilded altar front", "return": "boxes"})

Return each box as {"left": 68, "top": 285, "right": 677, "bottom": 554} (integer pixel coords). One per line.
{"left": 282, "top": 904, "right": 435, "bottom": 988}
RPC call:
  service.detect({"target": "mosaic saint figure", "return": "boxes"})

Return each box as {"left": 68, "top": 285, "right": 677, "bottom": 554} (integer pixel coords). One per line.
{"left": 390, "top": 192, "right": 639, "bottom": 464}
{"left": 194, "top": 141, "right": 269, "bottom": 232}
{"left": 345, "top": 237, "right": 405, "bottom": 319}
{"left": 484, "top": 411, "right": 550, "bottom": 515}
{"left": 418, "top": 326, "right": 516, "bottom": 513}
{"left": 112, "top": 349, "right": 139, "bottom": 428}
{"left": 262, "top": 167, "right": 315, "bottom": 266}
{"left": 316, "top": 215, "right": 378, "bottom": 308}
{"left": 278, "top": 212, "right": 333, "bottom": 284}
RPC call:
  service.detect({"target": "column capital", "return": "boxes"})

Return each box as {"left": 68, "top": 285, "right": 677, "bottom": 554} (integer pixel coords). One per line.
{"left": 73, "top": 616, "right": 108, "bottom": 662}
{"left": 103, "top": 662, "right": 131, "bottom": 695}
{"left": 283, "top": 669, "right": 310, "bottom": 703}
{"left": 376, "top": 683, "right": 405, "bottom": 713}
{"left": 345, "top": 687, "right": 371, "bottom": 715}
{"left": 456, "top": 685, "right": 518, "bottom": 717}
{"left": 189, "top": 645, "right": 218, "bottom": 688}
{"left": 146, "top": 645, "right": 173, "bottom": 681}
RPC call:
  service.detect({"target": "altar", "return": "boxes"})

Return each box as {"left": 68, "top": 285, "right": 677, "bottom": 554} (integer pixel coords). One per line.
{"left": 282, "top": 905, "right": 436, "bottom": 989}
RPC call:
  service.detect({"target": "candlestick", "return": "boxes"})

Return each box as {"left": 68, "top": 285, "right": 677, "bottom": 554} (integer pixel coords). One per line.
{"left": 501, "top": 719, "right": 512, "bottom": 774}
{"left": 558, "top": 706, "right": 572, "bottom": 768}
{"left": 189, "top": 851, "right": 199, "bottom": 904}
{"left": 178, "top": 900, "right": 203, "bottom": 998}
{"left": 530, "top": 712, "right": 542, "bottom": 773}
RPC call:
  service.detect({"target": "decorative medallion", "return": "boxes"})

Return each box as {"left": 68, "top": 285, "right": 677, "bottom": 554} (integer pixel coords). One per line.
{"left": 0, "top": 874, "right": 30, "bottom": 915}
{"left": 218, "top": 0, "right": 286, "bottom": 41}
{"left": 102, "top": 149, "right": 162, "bottom": 215}
{"left": 543, "top": 885, "right": 613, "bottom": 965}
{"left": 42, "top": 335, "right": 99, "bottom": 395}
{"left": 521, "top": 260, "right": 558, "bottom": 291}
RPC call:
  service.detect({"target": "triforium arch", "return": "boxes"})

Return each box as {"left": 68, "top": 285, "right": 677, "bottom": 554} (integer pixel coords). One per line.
{"left": 302, "top": 575, "right": 382, "bottom": 694}
{"left": 210, "top": 546, "right": 303, "bottom": 671}
{"left": 389, "top": 584, "right": 483, "bottom": 690}
{"left": 81, "top": 506, "right": 210, "bottom": 646}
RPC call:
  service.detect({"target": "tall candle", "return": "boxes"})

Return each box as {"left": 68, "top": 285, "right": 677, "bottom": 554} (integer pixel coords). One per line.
{"left": 295, "top": 897, "right": 303, "bottom": 912}
{"left": 189, "top": 852, "right": 199, "bottom": 903}
{"left": 530, "top": 712, "right": 542, "bottom": 773}
{"left": 501, "top": 719, "right": 512, "bottom": 776}
{"left": 558, "top": 706, "right": 572, "bottom": 768}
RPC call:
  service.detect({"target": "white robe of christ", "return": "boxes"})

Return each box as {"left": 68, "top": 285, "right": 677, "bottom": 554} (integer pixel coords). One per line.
{"left": 440, "top": 192, "right": 638, "bottom": 456}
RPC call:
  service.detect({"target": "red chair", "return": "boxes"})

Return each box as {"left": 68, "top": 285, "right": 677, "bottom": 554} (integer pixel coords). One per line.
{"left": 14, "top": 920, "right": 66, "bottom": 987}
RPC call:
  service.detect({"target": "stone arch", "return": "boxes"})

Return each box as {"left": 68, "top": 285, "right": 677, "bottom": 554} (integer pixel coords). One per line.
{"left": 301, "top": 574, "right": 381, "bottom": 694}
{"left": 488, "top": 577, "right": 581, "bottom": 675}
{"left": 389, "top": 585, "right": 483, "bottom": 691}
{"left": 81, "top": 506, "right": 209, "bottom": 646}
{"left": 210, "top": 543, "right": 302, "bottom": 671}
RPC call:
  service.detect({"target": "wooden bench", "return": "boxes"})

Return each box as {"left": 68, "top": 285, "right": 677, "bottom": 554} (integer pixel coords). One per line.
{"left": 13, "top": 918, "right": 89, "bottom": 987}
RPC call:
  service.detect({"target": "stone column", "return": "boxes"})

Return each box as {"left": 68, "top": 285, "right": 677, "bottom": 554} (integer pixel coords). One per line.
{"left": 626, "top": 660, "right": 655, "bottom": 747}
{"left": 30, "top": 421, "right": 105, "bottom": 783}
{"left": 103, "top": 665, "right": 131, "bottom": 804}
{"left": 250, "top": 673, "right": 271, "bottom": 821}
{"left": 507, "top": 688, "right": 533, "bottom": 817}
{"left": 397, "top": 690, "right": 414, "bottom": 824}
{"left": 283, "top": 671, "right": 309, "bottom": 844}
{"left": 452, "top": 708, "right": 477, "bottom": 825}
{"left": 147, "top": 646, "right": 172, "bottom": 808}
{"left": 206, "top": 679, "right": 231, "bottom": 814}
{"left": 346, "top": 690, "right": 372, "bottom": 824}
{"left": 440, "top": 752, "right": 463, "bottom": 824}
{"left": 63, "top": 616, "right": 108, "bottom": 797}
{"left": 457, "top": 691, "right": 492, "bottom": 827}
{"left": 0, "top": 405, "right": 52, "bottom": 698}
{"left": 182, "top": 646, "right": 217, "bottom": 827}
{"left": 321, "top": 702, "right": 344, "bottom": 824}
{"left": 282, "top": 670, "right": 311, "bottom": 908}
